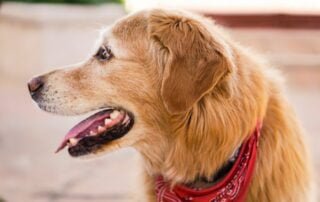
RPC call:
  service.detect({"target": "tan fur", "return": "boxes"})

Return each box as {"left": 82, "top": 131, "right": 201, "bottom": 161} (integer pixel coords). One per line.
{"left": 33, "top": 9, "right": 313, "bottom": 202}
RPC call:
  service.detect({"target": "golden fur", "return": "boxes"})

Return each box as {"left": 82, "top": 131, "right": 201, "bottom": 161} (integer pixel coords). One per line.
{"left": 32, "top": 9, "right": 314, "bottom": 201}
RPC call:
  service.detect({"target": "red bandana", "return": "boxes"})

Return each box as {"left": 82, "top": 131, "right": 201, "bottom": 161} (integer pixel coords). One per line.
{"left": 155, "top": 123, "right": 262, "bottom": 202}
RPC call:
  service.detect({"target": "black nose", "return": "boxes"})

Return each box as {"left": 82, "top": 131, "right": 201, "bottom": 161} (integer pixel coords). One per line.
{"left": 28, "top": 76, "right": 44, "bottom": 96}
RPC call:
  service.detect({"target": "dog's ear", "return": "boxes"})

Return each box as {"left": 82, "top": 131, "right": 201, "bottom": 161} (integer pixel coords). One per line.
{"left": 148, "top": 9, "right": 234, "bottom": 114}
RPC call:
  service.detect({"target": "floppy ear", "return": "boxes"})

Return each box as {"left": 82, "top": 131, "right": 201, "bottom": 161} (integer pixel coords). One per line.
{"left": 148, "top": 9, "right": 234, "bottom": 114}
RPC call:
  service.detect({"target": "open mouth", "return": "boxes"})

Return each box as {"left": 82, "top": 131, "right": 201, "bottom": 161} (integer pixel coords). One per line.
{"left": 56, "top": 108, "right": 134, "bottom": 157}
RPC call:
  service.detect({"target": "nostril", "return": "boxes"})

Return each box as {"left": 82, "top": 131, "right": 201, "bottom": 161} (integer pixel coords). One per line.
{"left": 28, "top": 76, "right": 44, "bottom": 94}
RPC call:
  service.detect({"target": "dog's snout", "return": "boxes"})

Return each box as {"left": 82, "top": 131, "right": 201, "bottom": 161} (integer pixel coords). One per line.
{"left": 28, "top": 76, "right": 44, "bottom": 96}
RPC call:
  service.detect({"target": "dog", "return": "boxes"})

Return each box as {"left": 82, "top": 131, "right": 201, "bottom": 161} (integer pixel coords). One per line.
{"left": 28, "top": 9, "right": 314, "bottom": 202}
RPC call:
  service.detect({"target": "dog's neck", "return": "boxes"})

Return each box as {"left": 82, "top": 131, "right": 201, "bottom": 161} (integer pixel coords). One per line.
{"left": 139, "top": 54, "right": 269, "bottom": 185}
{"left": 138, "top": 96, "right": 262, "bottom": 186}
{"left": 185, "top": 146, "right": 240, "bottom": 189}
{"left": 166, "top": 100, "right": 256, "bottom": 183}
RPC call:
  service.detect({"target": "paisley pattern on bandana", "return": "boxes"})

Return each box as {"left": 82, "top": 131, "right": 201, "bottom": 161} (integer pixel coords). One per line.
{"left": 155, "top": 123, "right": 262, "bottom": 202}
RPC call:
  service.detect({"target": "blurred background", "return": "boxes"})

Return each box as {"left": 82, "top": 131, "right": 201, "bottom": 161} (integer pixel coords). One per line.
{"left": 0, "top": 0, "right": 319, "bottom": 201}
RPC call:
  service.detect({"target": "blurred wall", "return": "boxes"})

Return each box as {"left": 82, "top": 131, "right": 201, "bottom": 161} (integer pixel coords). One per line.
{"left": 0, "top": 3, "right": 126, "bottom": 81}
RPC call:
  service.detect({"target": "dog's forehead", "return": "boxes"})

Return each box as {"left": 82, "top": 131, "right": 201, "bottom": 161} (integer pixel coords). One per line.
{"left": 98, "top": 12, "right": 149, "bottom": 59}
{"left": 103, "top": 12, "right": 147, "bottom": 38}
{"left": 112, "top": 11, "right": 148, "bottom": 40}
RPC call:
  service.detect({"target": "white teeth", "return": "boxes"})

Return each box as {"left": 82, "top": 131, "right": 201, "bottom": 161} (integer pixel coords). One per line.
{"left": 110, "top": 110, "right": 120, "bottom": 120}
{"left": 104, "top": 118, "right": 112, "bottom": 125}
{"left": 98, "top": 126, "right": 105, "bottom": 133}
{"left": 122, "top": 114, "right": 130, "bottom": 123}
{"left": 90, "top": 130, "right": 97, "bottom": 136}
{"left": 69, "top": 138, "right": 78, "bottom": 146}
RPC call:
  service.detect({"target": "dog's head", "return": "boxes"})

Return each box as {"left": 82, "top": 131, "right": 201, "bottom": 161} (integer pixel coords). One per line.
{"left": 28, "top": 9, "right": 235, "bottom": 165}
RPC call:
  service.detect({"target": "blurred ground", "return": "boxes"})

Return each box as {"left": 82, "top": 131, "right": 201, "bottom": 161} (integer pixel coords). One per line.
{"left": 0, "top": 4, "right": 319, "bottom": 202}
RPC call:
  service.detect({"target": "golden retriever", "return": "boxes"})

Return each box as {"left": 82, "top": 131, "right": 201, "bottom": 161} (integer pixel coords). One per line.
{"left": 28, "top": 9, "right": 314, "bottom": 202}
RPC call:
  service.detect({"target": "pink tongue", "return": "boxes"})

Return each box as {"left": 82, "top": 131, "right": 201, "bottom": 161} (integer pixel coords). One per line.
{"left": 55, "top": 110, "right": 112, "bottom": 153}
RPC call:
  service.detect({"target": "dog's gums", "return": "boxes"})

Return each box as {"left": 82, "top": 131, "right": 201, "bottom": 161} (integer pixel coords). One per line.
{"left": 55, "top": 108, "right": 134, "bottom": 157}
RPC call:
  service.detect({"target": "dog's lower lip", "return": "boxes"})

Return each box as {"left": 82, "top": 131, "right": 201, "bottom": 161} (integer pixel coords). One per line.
{"left": 55, "top": 108, "right": 134, "bottom": 155}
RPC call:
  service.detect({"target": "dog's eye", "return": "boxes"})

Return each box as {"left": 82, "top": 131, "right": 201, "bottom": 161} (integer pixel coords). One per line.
{"left": 95, "top": 46, "right": 113, "bottom": 61}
